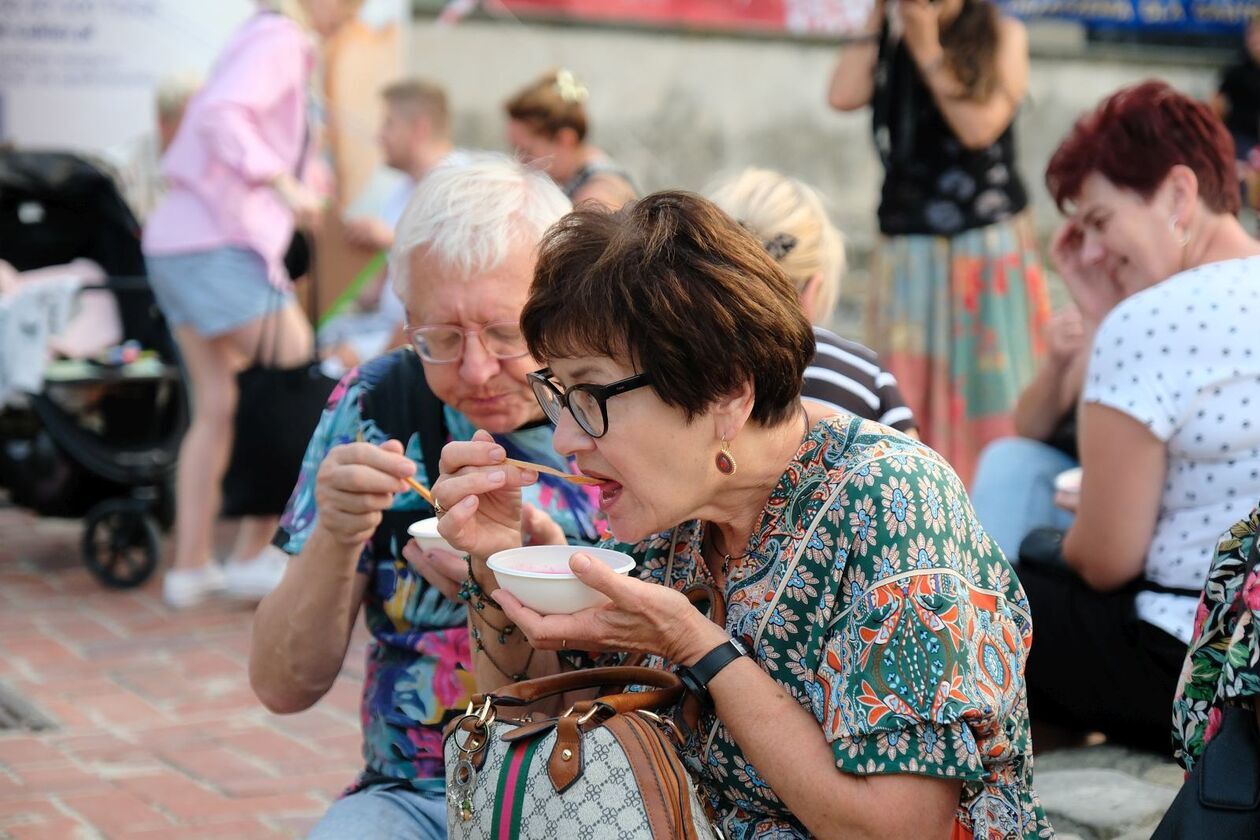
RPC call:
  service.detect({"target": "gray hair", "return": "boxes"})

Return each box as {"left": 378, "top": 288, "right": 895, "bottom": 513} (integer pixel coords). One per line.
{"left": 390, "top": 152, "right": 572, "bottom": 298}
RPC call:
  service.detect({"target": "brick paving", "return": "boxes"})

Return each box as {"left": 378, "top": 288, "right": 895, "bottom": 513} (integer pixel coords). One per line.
{"left": 0, "top": 493, "right": 1189, "bottom": 839}
{"left": 0, "top": 500, "right": 369, "bottom": 839}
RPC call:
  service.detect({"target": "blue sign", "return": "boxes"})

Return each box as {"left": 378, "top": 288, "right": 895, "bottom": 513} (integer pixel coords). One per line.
{"left": 999, "top": 0, "right": 1258, "bottom": 31}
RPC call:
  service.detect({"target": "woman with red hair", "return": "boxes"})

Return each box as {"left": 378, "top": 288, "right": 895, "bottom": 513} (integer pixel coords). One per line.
{"left": 1025, "top": 81, "right": 1260, "bottom": 753}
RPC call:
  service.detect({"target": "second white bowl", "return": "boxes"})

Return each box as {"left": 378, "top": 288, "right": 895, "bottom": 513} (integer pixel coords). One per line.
{"left": 407, "top": 517, "right": 455, "bottom": 554}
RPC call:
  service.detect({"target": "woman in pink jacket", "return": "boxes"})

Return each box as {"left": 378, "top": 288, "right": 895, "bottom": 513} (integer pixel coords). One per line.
{"left": 143, "top": 0, "right": 361, "bottom": 608}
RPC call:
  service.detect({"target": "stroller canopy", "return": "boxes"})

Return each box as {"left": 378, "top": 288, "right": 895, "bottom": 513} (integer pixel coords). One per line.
{"left": 0, "top": 149, "right": 160, "bottom": 353}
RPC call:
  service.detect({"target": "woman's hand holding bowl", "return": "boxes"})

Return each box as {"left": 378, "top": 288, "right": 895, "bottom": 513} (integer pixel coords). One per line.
{"left": 494, "top": 552, "right": 730, "bottom": 667}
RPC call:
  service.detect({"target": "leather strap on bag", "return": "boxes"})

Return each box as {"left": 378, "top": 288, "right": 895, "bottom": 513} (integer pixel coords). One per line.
{"left": 548, "top": 710, "right": 584, "bottom": 792}
{"left": 455, "top": 667, "right": 687, "bottom": 796}
{"left": 472, "top": 666, "right": 683, "bottom": 714}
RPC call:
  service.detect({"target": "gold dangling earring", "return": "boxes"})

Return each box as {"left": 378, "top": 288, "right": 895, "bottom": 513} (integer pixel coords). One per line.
{"left": 715, "top": 438, "right": 737, "bottom": 476}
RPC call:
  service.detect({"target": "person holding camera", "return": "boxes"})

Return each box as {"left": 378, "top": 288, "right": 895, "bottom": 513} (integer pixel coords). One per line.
{"left": 827, "top": 0, "right": 1048, "bottom": 485}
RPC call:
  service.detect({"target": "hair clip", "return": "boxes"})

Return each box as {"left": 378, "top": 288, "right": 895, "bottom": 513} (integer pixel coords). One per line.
{"left": 763, "top": 232, "right": 798, "bottom": 261}
{"left": 554, "top": 69, "right": 589, "bottom": 104}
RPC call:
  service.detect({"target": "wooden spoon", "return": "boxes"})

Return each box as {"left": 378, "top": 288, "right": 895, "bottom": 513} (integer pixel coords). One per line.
{"left": 503, "top": 457, "right": 602, "bottom": 486}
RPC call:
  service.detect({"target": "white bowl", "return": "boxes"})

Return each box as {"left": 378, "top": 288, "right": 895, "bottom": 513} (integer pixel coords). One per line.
{"left": 486, "top": 545, "right": 635, "bottom": 615}
{"left": 407, "top": 517, "right": 455, "bottom": 554}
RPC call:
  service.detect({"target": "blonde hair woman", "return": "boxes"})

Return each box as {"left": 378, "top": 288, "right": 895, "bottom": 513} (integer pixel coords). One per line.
{"left": 504, "top": 69, "right": 637, "bottom": 210}
{"left": 708, "top": 168, "right": 917, "bottom": 435}
{"left": 142, "top": 0, "right": 362, "bottom": 608}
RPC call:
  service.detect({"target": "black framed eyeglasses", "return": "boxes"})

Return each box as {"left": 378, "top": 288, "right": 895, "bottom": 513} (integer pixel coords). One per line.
{"left": 527, "top": 367, "right": 651, "bottom": 438}
{"left": 405, "top": 321, "right": 529, "bottom": 364}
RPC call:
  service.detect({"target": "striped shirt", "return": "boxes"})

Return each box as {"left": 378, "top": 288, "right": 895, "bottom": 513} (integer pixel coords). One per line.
{"left": 803, "top": 327, "right": 916, "bottom": 432}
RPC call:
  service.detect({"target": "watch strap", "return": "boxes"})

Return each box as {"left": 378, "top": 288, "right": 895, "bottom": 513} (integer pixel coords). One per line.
{"left": 679, "top": 637, "right": 747, "bottom": 707}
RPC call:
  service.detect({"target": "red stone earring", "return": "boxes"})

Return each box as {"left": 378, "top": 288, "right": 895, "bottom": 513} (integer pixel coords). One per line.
{"left": 715, "top": 439, "right": 737, "bottom": 476}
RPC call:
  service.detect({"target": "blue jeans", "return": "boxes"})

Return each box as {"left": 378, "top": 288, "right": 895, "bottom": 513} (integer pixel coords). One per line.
{"left": 307, "top": 783, "right": 446, "bottom": 840}
{"left": 970, "top": 437, "right": 1077, "bottom": 561}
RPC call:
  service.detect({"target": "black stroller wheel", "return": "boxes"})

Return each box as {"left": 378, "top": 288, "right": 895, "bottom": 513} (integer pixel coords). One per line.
{"left": 82, "top": 500, "right": 161, "bottom": 588}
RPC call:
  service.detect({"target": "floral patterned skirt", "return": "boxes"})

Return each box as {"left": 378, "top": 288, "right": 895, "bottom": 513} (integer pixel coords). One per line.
{"left": 866, "top": 213, "right": 1049, "bottom": 485}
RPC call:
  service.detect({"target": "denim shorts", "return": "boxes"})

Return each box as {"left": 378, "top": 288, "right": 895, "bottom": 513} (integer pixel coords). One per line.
{"left": 306, "top": 783, "right": 446, "bottom": 839}
{"left": 145, "top": 246, "right": 294, "bottom": 338}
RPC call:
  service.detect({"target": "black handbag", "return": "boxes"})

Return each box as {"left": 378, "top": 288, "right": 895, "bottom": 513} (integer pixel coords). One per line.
{"left": 1151, "top": 537, "right": 1260, "bottom": 839}
{"left": 221, "top": 242, "right": 336, "bottom": 517}
{"left": 1017, "top": 526, "right": 1065, "bottom": 568}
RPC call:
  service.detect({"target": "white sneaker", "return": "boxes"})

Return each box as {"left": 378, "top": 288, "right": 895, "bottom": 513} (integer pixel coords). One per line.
{"left": 162, "top": 562, "right": 226, "bottom": 609}
{"left": 224, "top": 546, "right": 288, "bottom": 601}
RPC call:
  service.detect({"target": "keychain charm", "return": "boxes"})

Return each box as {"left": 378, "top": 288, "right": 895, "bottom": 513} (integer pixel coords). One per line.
{"left": 448, "top": 757, "right": 477, "bottom": 822}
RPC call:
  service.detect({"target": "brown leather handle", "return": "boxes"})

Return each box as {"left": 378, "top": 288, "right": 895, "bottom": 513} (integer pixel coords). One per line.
{"left": 684, "top": 581, "right": 726, "bottom": 627}
{"left": 475, "top": 666, "right": 683, "bottom": 713}
{"left": 591, "top": 684, "right": 682, "bottom": 715}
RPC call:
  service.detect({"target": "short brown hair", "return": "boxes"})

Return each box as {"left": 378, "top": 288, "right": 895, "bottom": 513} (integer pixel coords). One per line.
{"left": 521, "top": 191, "right": 815, "bottom": 427}
{"left": 504, "top": 71, "right": 587, "bottom": 142}
{"left": 1046, "top": 80, "right": 1238, "bottom": 215}
{"left": 382, "top": 78, "right": 450, "bottom": 137}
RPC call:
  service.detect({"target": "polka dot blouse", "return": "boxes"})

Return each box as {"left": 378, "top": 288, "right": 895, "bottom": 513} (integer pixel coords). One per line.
{"left": 1084, "top": 256, "right": 1260, "bottom": 644}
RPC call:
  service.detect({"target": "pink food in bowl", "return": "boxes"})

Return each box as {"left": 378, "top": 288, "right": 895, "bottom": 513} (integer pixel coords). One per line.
{"left": 498, "top": 564, "right": 572, "bottom": 575}
{"left": 486, "top": 545, "right": 635, "bottom": 614}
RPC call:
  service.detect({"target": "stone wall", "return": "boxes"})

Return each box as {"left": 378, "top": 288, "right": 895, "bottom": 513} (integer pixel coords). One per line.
{"left": 407, "top": 18, "right": 1227, "bottom": 335}
{"left": 409, "top": 18, "right": 1223, "bottom": 249}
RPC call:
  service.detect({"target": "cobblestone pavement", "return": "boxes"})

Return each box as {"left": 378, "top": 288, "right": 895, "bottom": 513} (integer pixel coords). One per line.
{"left": 0, "top": 497, "right": 1185, "bottom": 838}
{"left": 1036, "top": 744, "right": 1181, "bottom": 839}
{"left": 0, "top": 501, "right": 369, "bottom": 839}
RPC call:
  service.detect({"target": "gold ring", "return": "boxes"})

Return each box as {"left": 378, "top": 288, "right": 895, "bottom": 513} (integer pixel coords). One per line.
{"left": 561, "top": 640, "right": 568, "bottom": 649}
{"left": 433, "top": 500, "right": 446, "bottom": 518}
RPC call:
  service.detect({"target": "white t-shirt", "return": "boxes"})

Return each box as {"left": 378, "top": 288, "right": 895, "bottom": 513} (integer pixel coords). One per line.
{"left": 1084, "top": 256, "right": 1260, "bottom": 643}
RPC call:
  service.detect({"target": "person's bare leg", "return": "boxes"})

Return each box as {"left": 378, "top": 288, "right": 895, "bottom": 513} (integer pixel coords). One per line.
{"left": 168, "top": 325, "right": 247, "bottom": 573}
{"left": 227, "top": 298, "right": 315, "bottom": 559}
{"left": 238, "top": 299, "right": 312, "bottom": 369}
{"left": 222, "top": 299, "right": 314, "bottom": 595}
{"left": 230, "top": 516, "right": 280, "bottom": 561}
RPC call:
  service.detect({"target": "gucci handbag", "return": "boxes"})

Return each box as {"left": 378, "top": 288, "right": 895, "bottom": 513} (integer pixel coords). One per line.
{"left": 443, "top": 666, "right": 720, "bottom": 839}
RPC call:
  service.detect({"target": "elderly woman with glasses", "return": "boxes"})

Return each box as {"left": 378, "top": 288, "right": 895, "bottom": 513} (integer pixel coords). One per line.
{"left": 426, "top": 192, "right": 1051, "bottom": 839}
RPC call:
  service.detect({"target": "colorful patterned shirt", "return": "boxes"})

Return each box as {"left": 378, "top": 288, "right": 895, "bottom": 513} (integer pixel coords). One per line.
{"left": 610, "top": 417, "right": 1051, "bottom": 838}
{"left": 1172, "top": 504, "right": 1260, "bottom": 771}
{"left": 276, "top": 349, "right": 601, "bottom": 792}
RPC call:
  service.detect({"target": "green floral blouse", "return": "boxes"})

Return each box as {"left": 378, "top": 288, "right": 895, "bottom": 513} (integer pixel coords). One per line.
{"left": 610, "top": 417, "right": 1052, "bottom": 839}
{"left": 1172, "top": 505, "right": 1260, "bottom": 771}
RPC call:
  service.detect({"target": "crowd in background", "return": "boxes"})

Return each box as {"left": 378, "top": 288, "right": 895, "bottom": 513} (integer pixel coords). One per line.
{"left": 39, "top": 0, "right": 1260, "bottom": 835}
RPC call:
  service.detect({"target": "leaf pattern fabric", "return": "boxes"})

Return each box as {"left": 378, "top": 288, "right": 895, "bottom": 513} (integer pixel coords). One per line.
{"left": 607, "top": 417, "right": 1052, "bottom": 838}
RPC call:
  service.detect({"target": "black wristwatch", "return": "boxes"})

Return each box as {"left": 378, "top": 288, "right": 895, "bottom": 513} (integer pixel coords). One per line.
{"left": 678, "top": 636, "right": 749, "bottom": 708}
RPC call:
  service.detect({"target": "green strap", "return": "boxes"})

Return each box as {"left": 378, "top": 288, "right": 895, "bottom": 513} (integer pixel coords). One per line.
{"left": 316, "top": 250, "right": 388, "bottom": 330}
{"left": 490, "top": 736, "right": 542, "bottom": 840}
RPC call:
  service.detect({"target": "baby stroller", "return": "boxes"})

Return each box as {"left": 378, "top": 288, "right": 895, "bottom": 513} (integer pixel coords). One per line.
{"left": 0, "top": 149, "right": 187, "bottom": 587}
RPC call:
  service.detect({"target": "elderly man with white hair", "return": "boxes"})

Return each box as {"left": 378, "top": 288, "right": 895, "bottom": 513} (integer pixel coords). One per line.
{"left": 250, "top": 153, "right": 597, "bottom": 838}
